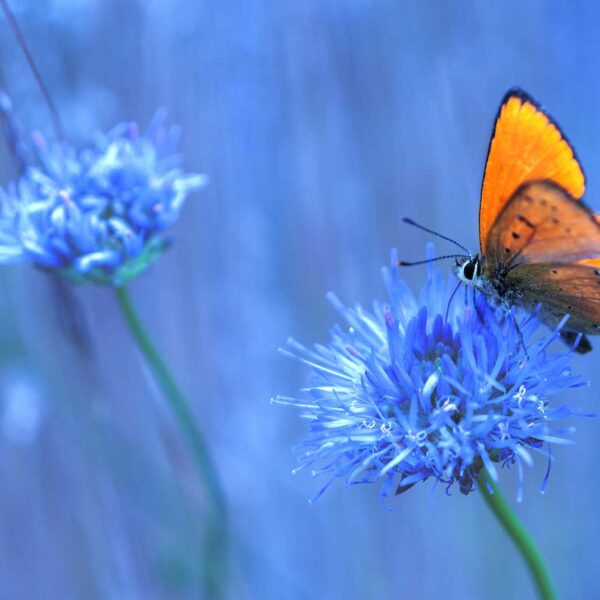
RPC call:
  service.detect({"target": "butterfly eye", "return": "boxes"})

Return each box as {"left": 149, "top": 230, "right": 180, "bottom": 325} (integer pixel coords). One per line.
{"left": 463, "top": 261, "right": 475, "bottom": 280}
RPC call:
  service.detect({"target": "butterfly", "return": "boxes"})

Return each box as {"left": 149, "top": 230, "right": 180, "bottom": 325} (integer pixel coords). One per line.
{"left": 404, "top": 88, "right": 600, "bottom": 354}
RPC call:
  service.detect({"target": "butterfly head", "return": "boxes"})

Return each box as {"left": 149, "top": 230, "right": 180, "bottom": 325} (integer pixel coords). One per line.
{"left": 455, "top": 254, "right": 483, "bottom": 286}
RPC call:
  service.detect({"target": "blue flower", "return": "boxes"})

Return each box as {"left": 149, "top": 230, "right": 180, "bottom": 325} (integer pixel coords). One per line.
{"left": 0, "top": 110, "right": 206, "bottom": 285}
{"left": 277, "top": 248, "right": 588, "bottom": 503}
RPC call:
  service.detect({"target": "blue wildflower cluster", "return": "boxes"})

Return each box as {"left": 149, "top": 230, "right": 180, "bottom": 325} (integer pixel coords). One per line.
{"left": 278, "top": 249, "right": 587, "bottom": 502}
{"left": 0, "top": 111, "right": 205, "bottom": 285}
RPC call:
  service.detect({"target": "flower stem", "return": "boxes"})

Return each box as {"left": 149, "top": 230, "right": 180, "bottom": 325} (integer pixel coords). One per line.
{"left": 477, "top": 469, "right": 558, "bottom": 600}
{"left": 115, "top": 285, "right": 228, "bottom": 597}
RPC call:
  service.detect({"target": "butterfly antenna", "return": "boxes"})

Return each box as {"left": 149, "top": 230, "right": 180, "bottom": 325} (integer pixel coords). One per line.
{"left": 402, "top": 218, "right": 471, "bottom": 256}
{"left": 399, "top": 254, "right": 467, "bottom": 267}
{"left": 0, "top": 0, "right": 66, "bottom": 141}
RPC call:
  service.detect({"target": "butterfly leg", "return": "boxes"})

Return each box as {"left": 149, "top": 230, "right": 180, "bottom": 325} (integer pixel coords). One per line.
{"left": 559, "top": 331, "right": 592, "bottom": 354}
{"left": 473, "top": 292, "right": 486, "bottom": 324}
{"left": 445, "top": 280, "right": 462, "bottom": 323}
{"left": 509, "top": 311, "right": 530, "bottom": 360}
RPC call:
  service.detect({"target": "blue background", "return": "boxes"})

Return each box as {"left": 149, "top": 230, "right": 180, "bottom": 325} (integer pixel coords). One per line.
{"left": 0, "top": 1, "right": 598, "bottom": 598}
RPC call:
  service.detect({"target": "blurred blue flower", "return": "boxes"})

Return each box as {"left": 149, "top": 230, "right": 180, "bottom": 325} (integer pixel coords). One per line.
{"left": 0, "top": 110, "right": 206, "bottom": 285}
{"left": 278, "top": 248, "right": 588, "bottom": 503}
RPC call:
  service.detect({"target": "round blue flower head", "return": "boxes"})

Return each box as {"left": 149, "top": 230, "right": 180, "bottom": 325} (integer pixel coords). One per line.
{"left": 0, "top": 110, "right": 206, "bottom": 285}
{"left": 278, "top": 248, "right": 588, "bottom": 503}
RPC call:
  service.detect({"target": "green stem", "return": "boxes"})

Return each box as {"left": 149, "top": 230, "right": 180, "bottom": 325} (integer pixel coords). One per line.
{"left": 115, "top": 285, "right": 228, "bottom": 597}
{"left": 477, "top": 469, "right": 558, "bottom": 600}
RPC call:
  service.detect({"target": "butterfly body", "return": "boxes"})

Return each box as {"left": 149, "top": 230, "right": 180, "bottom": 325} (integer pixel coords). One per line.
{"left": 456, "top": 253, "right": 515, "bottom": 307}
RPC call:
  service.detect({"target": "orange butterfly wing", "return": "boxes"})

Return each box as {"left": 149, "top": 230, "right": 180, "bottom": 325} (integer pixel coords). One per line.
{"left": 485, "top": 181, "right": 600, "bottom": 339}
{"left": 484, "top": 181, "right": 600, "bottom": 270}
{"left": 479, "top": 89, "right": 585, "bottom": 250}
{"left": 505, "top": 263, "right": 600, "bottom": 335}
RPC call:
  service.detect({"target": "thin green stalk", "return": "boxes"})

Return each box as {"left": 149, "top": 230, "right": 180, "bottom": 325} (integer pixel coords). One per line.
{"left": 115, "top": 285, "right": 228, "bottom": 597}
{"left": 477, "top": 469, "right": 558, "bottom": 600}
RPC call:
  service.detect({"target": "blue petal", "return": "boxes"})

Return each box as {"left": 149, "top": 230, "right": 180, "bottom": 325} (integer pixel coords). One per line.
{"left": 279, "top": 249, "right": 588, "bottom": 502}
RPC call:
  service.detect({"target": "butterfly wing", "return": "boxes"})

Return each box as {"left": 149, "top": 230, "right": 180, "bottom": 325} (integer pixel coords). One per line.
{"left": 505, "top": 263, "right": 600, "bottom": 336}
{"left": 480, "top": 89, "right": 585, "bottom": 251}
{"left": 484, "top": 181, "right": 600, "bottom": 271}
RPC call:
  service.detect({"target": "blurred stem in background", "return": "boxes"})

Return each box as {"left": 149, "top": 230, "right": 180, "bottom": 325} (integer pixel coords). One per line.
{"left": 115, "top": 286, "right": 229, "bottom": 598}
{"left": 0, "top": 0, "right": 229, "bottom": 595}
{"left": 477, "top": 469, "right": 558, "bottom": 600}
{"left": 0, "top": 0, "right": 65, "bottom": 141}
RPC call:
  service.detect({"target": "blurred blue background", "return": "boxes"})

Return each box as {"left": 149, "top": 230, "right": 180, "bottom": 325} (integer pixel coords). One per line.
{"left": 0, "top": 1, "right": 598, "bottom": 598}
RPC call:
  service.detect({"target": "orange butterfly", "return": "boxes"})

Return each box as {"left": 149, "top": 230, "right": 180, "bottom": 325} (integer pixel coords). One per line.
{"left": 405, "top": 88, "right": 600, "bottom": 354}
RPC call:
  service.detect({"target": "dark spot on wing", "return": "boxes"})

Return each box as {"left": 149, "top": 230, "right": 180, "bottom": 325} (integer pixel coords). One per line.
{"left": 511, "top": 231, "right": 520, "bottom": 240}
{"left": 517, "top": 214, "right": 534, "bottom": 228}
{"left": 523, "top": 194, "right": 533, "bottom": 204}
{"left": 504, "top": 247, "right": 511, "bottom": 253}
{"left": 551, "top": 269, "right": 558, "bottom": 274}
{"left": 565, "top": 227, "right": 572, "bottom": 234}
{"left": 551, "top": 217, "right": 559, "bottom": 225}
{"left": 540, "top": 198, "right": 548, "bottom": 206}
